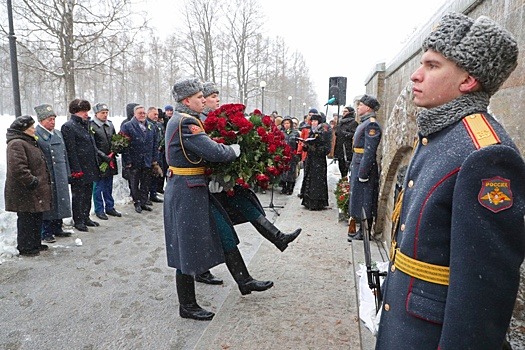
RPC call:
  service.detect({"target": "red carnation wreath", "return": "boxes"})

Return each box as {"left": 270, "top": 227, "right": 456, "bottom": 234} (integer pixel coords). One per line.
{"left": 203, "top": 103, "right": 292, "bottom": 196}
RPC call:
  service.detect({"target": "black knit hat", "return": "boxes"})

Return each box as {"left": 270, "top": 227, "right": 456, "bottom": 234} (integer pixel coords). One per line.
{"left": 310, "top": 114, "right": 323, "bottom": 122}
{"left": 423, "top": 12, "right": 518, "bottom": 96}
{"left": 10, "top": 115, "right": 35, "bottom": 131}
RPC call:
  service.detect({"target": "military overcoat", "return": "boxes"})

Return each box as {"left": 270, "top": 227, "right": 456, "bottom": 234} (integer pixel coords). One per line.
{"left": 163, "top": 108, "right": 237, "bottom": 275}
{"left": 35, "top": 125, "right": 72, "bottom": 220}
{"left": 375, "top": 113, "right": 525, "bottom": 349}
{"left": 349, "top": 112, "right": 382, "bottom": 219}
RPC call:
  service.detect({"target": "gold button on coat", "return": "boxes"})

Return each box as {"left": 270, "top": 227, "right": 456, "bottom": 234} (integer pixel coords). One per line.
{"left": 391, "top": 265, "right": 396, "bottom": 272}
{"left": 384, "top": 304, "right": 390, "bottom": 311}
{"left": 400, "top": 224, "right": 406, "bottom": 231}
{"left": 422, "top": 138, "right": 428, "bottom": 145}
{"left": 408, "top": 180, "right": 414, "bottom": 188}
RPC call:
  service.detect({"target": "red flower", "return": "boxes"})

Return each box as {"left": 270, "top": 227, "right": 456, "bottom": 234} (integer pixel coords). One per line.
{"left": 203, "top": 104, "right": 291, "bottom": 191}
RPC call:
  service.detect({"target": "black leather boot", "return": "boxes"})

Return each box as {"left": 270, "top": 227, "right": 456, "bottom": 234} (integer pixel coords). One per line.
{"left": 195, "top": 270, "right": 223, "bottom": 285}
{"left": 176, "top": 273, "right": 214, "bottom": 321}
{"left": 251, "top": 215, "right": 302, "bottom": 252}
{"left": 224, "top": 248, "right": 273, "bottom": 295}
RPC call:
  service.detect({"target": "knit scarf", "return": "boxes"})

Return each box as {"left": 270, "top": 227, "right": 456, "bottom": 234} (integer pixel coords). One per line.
{"left": 416, "top": 91, "right": 490, "bottom": 136}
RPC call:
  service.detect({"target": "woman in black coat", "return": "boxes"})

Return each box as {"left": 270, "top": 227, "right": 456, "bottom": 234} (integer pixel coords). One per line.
{"left": 300, "top": 114, "right": 332, "bottom": 210}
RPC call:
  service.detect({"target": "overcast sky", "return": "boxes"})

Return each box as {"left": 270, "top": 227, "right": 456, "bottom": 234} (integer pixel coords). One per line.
{"left": 144, "top": 0, "right": 450, "bottom": 111}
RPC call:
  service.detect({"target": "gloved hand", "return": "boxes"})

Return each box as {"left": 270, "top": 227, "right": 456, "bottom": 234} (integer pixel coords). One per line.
{"left": 71, "top": 171, "right": 84, "bottom": 179}
{"left": 359, "top": 177, "right": 369, "bottom": 183}
{"left": 208, "top": 179, "right": 224, "bottom": 193}
{"left": 229, "top": 144, "right": 241, "bottom": 157}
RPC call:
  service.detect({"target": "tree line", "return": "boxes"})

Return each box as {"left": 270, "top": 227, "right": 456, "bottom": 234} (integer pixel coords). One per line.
{"left": 0, "top": 0, "right": 317, "bottom": 118}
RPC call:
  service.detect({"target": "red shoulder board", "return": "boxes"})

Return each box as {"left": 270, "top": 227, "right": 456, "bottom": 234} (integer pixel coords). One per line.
{"left": 478, "top": 176, "right": 513, "bottom": 213}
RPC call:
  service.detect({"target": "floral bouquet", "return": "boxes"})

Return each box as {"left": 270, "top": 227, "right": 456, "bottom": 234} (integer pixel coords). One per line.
{"left": 203, "top": 103, "right": 291, "bottom": 195}
{"left": 99, "top": 132, "right": 131, "bottom": 172}
{"left": 334, "top": 177, "right": 350, "bottom": 220}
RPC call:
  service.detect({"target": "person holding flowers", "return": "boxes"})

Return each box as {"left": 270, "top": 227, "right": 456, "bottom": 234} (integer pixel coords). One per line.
{"left": 164, "top": 78, "right": 273, "bottom": 321}
{"left": 194, "top": 83, "right": 302, "bottom": 286}
{"left": 90, "top": 103, "right": 121, "bottom": 220}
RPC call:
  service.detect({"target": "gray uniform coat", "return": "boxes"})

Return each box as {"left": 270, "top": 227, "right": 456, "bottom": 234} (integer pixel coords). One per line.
{"left": 35, "top": 125, "right": 72, "bottom": 220}
{"left": 349, "top": 113, "right": 381, "bottom": 219}
{"left": 375, "top": 112, "right": 525, "bottom": 349}
{"left": 163, "top": 106, "right": 237, "bottom": 275}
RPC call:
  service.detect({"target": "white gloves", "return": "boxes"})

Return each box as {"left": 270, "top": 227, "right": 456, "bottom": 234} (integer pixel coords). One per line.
{"left": 208, "top": 180, "right": 224, "bottom": 193}
{"left": 230, "top": 144, "right": 241, "bottom": 157}
{"left": 359, "top": 178, "right": 369, "bottom": 183}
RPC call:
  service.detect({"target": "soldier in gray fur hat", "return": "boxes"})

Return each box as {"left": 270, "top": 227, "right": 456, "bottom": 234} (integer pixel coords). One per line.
{"left": 376, "top": 12, "right": 524, "bottom": 350}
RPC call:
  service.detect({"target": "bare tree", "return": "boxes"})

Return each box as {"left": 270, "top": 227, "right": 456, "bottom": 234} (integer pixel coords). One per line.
{"left": 4, "top": 0, "right": 147, "bottom": 106}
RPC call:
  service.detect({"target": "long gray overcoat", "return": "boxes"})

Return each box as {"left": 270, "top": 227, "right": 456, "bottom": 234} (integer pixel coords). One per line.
{"left": 375, "top": 112, "right": 525, "bottom": 349}
{"left": 35, "top": 125, "right": 72, "bottom": 220}
{"left": 349, "top": 112, "right": 381, "bottom": 219}
{"left": 163, "top": 106, "right": 237, "bottom": 275}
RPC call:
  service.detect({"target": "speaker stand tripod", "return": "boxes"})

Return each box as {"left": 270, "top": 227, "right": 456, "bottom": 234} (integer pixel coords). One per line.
{"left": 263, "top": 185, "right": 284, "bottom": 215}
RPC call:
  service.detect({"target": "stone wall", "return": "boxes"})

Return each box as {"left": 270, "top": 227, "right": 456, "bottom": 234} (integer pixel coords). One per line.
{"left": 365, "top": 0, "right": 525, "bottom": 344}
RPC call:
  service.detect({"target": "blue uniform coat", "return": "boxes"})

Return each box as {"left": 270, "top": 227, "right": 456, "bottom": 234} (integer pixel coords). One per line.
{"left": 376, "top": 113, "right": 525, "bottom": 350}
{"left": 163, "top": 110, "right": 237, "bottom": 275}
{"left": 35, "top": 125, "right": 72, "bottom": 220}
{"left": 349, "top": 113, "right": 382, "bottom": 219}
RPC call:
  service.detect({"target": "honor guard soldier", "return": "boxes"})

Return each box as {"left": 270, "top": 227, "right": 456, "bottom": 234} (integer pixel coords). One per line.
{"left": 375, "top": 13, "right": 525, "bottom": 350}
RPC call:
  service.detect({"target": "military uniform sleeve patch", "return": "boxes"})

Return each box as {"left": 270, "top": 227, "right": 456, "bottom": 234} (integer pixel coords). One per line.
{"left": 189, "top": 124, "right": 203, "bottom": 134}
{"left": 478, "top": 176, "right": 513, "bottom": 213}
{"left": 368, "top": 129, "right": 376, "bottom": 136}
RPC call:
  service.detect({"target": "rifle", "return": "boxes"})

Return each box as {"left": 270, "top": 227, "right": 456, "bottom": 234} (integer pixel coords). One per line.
{"left": 362, "top": 207, "right": 386, "bottom": 313}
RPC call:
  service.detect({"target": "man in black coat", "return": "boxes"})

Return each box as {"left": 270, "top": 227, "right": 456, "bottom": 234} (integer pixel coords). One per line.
{"left": 61, "top": 99, "right": 101, "bottom": 232}
{"left": 90, "top": 103, "right": 121, "bottom": 220}
{"left": 376, "top": 13, "right": 525, "bottom": 350}
{"left": 333, "top": 106, "right": 358, "bottom": 179}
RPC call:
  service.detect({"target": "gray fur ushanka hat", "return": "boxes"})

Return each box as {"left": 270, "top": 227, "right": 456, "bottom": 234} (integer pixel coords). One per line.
{"left": 172, "top": 78, "right": 203, "bottom": 102}
{"left": 423, "top": 12, "right": 518, "bottom": 96}
{"left": 202, "top": 82, "right": 219, "bottom": 97}
{"left": 34, "top": 104, "right": 56, "bottom": 121}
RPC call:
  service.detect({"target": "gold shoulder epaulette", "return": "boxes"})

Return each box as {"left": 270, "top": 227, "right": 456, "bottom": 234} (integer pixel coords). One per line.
{"left": 462, "top": 113, "right": 501, "bottom": 150}
{"left": 370, "top": 117, "right": 376, "bottom": 123}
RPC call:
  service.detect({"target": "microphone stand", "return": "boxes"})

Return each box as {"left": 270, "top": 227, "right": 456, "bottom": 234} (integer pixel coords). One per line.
{"left": 263, "top": 183, "right": 284, "bottom": 215}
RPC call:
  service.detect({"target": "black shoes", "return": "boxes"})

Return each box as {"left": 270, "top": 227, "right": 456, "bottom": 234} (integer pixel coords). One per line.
{"left": 179, "top": 303, "right": 215, "bottom": 321}
{"left": 55, "top": 230, "right": 71, "bottom": 237}
{"left": 141, "top": 204, "right": 153, "bottom": 211}
{"left": 85, "top": 219, "right": 100, "bottom": 227}
{"left": 106, "top": 208, "right": 122, "bottom": 217}
{"left": 195, "top": 271, "right": 224, "bottom": 285}
{"left": 145, "top": 200, "right": 153, "bottom": 206}
{"left": 134, "top": 203, "right": 142, "bottom": 213}
{"left": 96, "top": 212, "right": 109, "bottom": 220}
{"left": 19, "top": 249, "right": 40, "bottom": 256}
{"left": 74, "top": 224, "right": 88, "bottom": 232}
{"left": 238, "top": 278, "right": 274, "bottom": 296}
{"left": 149, "top": 195, "right": 163, "bottom": 203}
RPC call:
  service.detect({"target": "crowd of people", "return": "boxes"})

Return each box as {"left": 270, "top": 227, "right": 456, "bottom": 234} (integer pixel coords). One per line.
{"left": 4, "top": 11, "right": 524, "bottom": 348}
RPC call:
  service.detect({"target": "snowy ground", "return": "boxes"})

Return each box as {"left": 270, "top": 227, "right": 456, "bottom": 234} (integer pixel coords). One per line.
{"left": 0, "top": 114, "right": 130, "bottom": 263}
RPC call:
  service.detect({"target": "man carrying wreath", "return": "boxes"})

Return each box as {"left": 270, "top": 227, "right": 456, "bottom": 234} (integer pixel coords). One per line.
{"left": 163, "top": 78, "right": 273, "bottom": 321}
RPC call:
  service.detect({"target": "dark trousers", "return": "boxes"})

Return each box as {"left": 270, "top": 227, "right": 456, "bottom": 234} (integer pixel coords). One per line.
{"left": 338, "top": 159, "right": 350, "bottom": 178}
{"left": 71, "top": 182, "right": 93, "bottom": 225}
{"left": 129, "top": 167, "right": 152, "bottom": 205}
{"left": 41, "top": 219, "right": 62, "bottom": 238}
{"left": 17, "top": 212, "right": 43, "bottom": 253}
